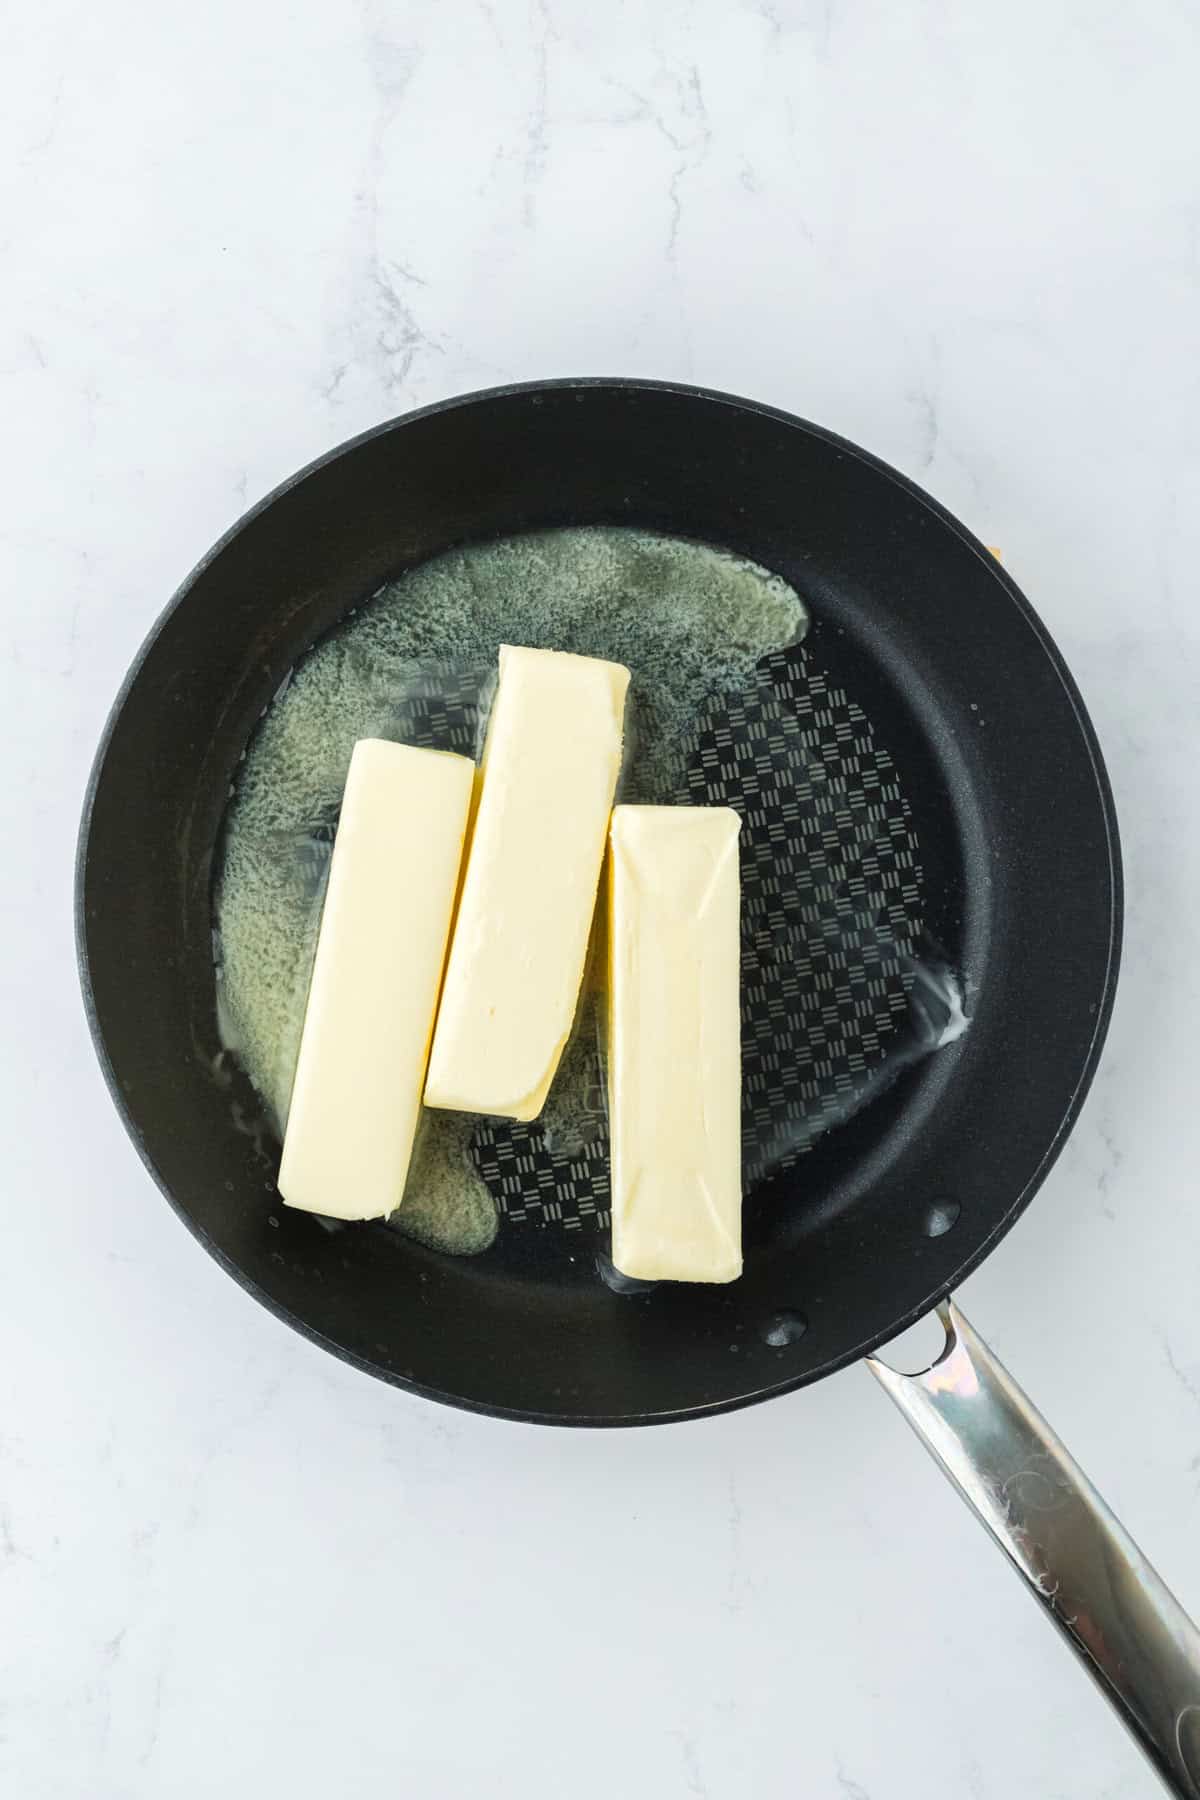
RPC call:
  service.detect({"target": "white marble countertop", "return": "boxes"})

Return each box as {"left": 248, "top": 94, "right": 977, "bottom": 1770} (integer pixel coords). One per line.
{"left": 3, "top": 3, "right": 1199, "bottom": 1795}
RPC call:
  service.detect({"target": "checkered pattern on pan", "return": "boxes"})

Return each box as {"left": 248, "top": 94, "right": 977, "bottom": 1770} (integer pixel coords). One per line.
{"left": 468, "top": 642, "right": 925, "bottom": 1235}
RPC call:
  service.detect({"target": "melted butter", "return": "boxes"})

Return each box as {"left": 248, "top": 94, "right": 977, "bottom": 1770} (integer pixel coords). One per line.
{"left": 214, "top": 527, "right": 807, "bottom": 1254}
{"left": 214, "top": 526, "right": 971, "bottom": 1259}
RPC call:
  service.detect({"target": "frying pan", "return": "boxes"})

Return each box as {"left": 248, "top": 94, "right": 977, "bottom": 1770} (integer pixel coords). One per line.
{"left": 76, "top": 380, "right": 1200, "bottom": 1793}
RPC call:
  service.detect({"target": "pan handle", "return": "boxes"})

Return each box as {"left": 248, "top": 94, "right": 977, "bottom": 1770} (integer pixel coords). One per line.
{"left": 868, "top": 1299, "right": 1200, "bottom": 1798}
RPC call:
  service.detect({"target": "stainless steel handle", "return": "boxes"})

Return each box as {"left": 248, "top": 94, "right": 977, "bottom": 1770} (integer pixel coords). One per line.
{"left": 869, "top": 1299, "right": 1200, "bottom": 1797}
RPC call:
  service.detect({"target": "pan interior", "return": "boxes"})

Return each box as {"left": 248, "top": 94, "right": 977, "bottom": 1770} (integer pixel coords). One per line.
{"left": 212, "top": 525, "right": 964, "bottom": 1284}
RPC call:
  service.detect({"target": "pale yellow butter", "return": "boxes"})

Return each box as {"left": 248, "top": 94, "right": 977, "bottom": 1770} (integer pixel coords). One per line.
{"left": 608, "top": 805, "right": 743, "bottom": 1283}
{"left": 424, "top": 645, "right": 630, "bottom": 1121}
{"left": 279, "top": 739, "right": 474, "bottom": 1221}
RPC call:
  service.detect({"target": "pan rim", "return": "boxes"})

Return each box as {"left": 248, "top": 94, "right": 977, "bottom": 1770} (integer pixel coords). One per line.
{"left": 75, "top": 377, "right": 1123, "bottom": 1426}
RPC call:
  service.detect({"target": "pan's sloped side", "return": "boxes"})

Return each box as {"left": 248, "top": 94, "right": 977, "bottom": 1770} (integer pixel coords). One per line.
{"left": 77, "top": 380, "right": 1121, "bottom": 1423}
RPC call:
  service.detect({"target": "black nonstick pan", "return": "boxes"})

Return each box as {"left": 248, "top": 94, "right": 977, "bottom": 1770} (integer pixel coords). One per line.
{"left": 76, "top": 380, "right": 1200, "bottom": 1794}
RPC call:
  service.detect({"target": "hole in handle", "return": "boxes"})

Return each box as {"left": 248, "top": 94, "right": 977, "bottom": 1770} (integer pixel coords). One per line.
{"left": 1176, "top": 1704, "right": 1200, "bottom": 1789}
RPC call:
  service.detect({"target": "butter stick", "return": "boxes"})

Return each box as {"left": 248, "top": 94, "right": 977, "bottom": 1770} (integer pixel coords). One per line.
{"left": 425, "top": 645, "right": 630, "bottom": 1121}
{"left": 608, "top": 805, "right": 743, "bottom": 1283}
{"left": 279, "top": 739, "right": 474, "bottom": 1221}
